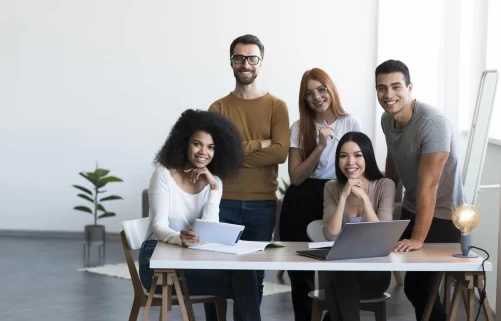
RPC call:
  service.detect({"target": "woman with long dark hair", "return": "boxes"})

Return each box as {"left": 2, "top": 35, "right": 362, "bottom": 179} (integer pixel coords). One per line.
{"left": 322, "top": 131, "right": 395, "bottom": 321}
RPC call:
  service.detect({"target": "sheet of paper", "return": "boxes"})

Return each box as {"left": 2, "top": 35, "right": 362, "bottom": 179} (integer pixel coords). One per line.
{"left": 189, "top": 240, "right": 285, "bottom": 255}
{"left": 308, "top": 241, "right": 334, "bottom": 249}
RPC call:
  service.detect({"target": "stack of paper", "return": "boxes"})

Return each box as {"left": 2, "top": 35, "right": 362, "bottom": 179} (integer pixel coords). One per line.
{"left": 189, "top": 240, "right": 285, "bottom": 255}
{"left": 308, "top": 241, "right": 334, "bottom": 249}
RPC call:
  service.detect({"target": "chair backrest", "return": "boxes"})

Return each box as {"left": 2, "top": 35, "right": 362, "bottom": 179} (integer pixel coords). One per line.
{"left": 142, "top": 189, "right": 149, "bottom": 218}
{"left": 121, "top": 217, "right": 150, "bottom": 298}
{"left": 306, "top": 220, "right": 327, "bottom": 242}
{"left": 122, "top": 217, "right": 150, "bottom": 250}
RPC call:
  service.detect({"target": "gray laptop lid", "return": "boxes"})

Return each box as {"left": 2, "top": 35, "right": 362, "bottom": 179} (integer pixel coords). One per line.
{"left": 298, "top": 220, "right": 410, "bottom": 260}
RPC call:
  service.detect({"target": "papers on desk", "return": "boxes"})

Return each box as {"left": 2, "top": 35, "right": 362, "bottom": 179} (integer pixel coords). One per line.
{"left": 189, "top": 240, "right": 285, "bottom": 255}
{"left": 308, "top": 241, "right": 334, "bottom": 249}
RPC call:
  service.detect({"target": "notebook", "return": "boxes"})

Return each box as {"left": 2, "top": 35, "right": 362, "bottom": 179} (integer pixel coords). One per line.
{"left": 189, "top": 240, "right": 285, "bottom": 255}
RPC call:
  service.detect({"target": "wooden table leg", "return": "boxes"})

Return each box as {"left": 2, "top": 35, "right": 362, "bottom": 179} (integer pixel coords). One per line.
{"left": 443, "top": 272, "right": 452, "bottom": 312}
{"left": 475, "top": 274, "right": 495, "bottom": 321}
{"left": 176, "top": 270, "right": 196, "bottom": 321}
{"left": 463, "top": 275, "right": 474, "bottom": 321}
{"left": 421, "top": 272, "right": 444, "bottom": 321}
{"left": 446, "top": 279, "right": 463, "bottom": 321}
{"left": 393, "top": 271, "right": 404, "bottom": 285}
{"left": 446, "top": 272, "right": 495, "bottom": 321}
{"left": 171, "top": 271, "right": 191, "bottom": 321}
{"left": 161, "top": 271, "right": 171, "bottom": 321}
{"left": 142, "top": 274, "right": 159, "bottom": 321}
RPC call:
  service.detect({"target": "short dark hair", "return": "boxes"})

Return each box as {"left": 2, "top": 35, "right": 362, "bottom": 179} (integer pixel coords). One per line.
{"left": 155, "top": 109, "right": 243, "bottom": 179}
{"left": 230, "top": 34, "right": 264, "bottom": 59}
{"left": 375, "top": 59, "right": 411, "bottom": 86}
{"left": 335, "top": 131, "right": 384, "bottom": 185}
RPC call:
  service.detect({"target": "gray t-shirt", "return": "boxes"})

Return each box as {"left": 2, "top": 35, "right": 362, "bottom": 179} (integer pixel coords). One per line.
{"left": 381, "top": 100, "right": 466, "bottom": 220}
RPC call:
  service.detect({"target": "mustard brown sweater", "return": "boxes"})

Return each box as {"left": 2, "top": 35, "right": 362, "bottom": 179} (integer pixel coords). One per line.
{"left": 209, "top": 92, "right": 290, "bottom": 200}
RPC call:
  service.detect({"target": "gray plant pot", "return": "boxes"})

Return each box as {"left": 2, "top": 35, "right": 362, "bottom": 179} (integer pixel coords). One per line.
{"left": 84, "top": 224, "right": 105, "bottom": 246}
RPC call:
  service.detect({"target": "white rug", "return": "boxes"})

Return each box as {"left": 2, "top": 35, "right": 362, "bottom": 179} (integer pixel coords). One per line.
{"left": 78, "top": 262, "right": 291, "bottom": 296}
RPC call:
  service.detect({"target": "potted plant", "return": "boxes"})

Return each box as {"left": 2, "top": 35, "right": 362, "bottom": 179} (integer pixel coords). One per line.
{"left": 278, "top": 178, "right": 290, "bottom": 198}
{"left": 73, "top": 166, "right": 124, "bottom": 245}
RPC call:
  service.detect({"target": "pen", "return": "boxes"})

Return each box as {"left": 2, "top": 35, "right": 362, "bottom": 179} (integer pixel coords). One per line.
{"left": 323, "top": 120, "right": 340, "bottom": 142}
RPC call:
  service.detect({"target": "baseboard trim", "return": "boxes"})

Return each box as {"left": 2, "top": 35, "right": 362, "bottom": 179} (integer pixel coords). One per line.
{"left": 0, "top": 229, "right": 121, "bottom": 241}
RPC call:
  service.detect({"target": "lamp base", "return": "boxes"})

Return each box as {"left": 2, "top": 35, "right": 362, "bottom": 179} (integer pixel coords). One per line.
{"left": 452, "top": 234, "right": 478, "bottom": 258}
{"left": 452, "top": 253, "right": 479, "bottom": 258}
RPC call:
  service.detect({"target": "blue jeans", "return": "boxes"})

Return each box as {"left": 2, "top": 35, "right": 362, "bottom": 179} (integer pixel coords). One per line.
{"left": 138, "top": 240, "right": 261, "bottom": 321}
{"left": 208, "top": 199, "right": 276, "bottom": 321}
{"left": 219, "top": 200, "right": 277, "bottom": 242}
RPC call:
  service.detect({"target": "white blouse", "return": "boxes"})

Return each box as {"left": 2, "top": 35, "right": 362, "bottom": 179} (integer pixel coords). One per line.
{"left": 289, "top": 115, "right": 361, "bottom": 180}
{"left": 145, "top": 165, "right": 223, "bottom": 245}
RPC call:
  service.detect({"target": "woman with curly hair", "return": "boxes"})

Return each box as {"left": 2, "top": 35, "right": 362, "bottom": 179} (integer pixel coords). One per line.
{"left": 138, "top": 109, "right": 261, "bottom": 321}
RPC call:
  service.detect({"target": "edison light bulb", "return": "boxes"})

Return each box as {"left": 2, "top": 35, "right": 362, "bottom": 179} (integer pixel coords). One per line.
{"left": 451, "top": 204, "right": 480, "bottom": 258}
{"left": 452, "top": 204, "right": 480, "bottom": 235}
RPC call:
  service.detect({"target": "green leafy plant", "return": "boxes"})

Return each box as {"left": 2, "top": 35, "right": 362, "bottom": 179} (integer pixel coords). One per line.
{"left": 278, "top": 178, "right": 290, "bottom": 197}
{"left": 73, "top": 167, "right": 124, "bottom": 225}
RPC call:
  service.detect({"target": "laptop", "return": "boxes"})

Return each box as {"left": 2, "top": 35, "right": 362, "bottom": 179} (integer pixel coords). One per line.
{"left": 297, "top": 220, "right": 410, "bottom": 261}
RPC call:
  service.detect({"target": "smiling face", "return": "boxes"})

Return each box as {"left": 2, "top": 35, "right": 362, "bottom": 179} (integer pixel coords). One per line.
{"left": 376, "top": 72, "right": 413, "bottom": 115}
{"left": 338, "top": 141, "right": 366, "bottom": 179}
{"left": 305, "top": 79, "right": 332, "bottom": 114}
{"left": 231, "top": 43, "right": 262, "bottom": 85}
{"left": 186, "top": 131, "right": 214, "bottom": 168}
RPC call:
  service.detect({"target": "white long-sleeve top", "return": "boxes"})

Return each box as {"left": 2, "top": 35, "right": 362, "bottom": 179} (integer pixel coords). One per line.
{"left": 145, "top": 165, "right": 223, "bottom": 246}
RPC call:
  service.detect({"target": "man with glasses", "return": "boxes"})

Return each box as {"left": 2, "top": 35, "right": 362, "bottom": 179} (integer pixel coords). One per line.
{"left": 208, "top": 34, "right": 290, "bottom": 321}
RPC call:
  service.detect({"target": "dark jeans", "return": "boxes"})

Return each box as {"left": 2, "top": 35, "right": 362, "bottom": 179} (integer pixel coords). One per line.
{"left": 400, "top": 208, "right": 461, "bottom": 321}
{"left": 279, "top": 178, "right": 329, "bottom": 321}
{"left": 205, "top": 199, "right": 276, "bottom": 321}
{"left": 323, "top": 271, "right": 391, "bottom": 321}
{"left": 138, "top": 240, "right": 261, "bottom": 321}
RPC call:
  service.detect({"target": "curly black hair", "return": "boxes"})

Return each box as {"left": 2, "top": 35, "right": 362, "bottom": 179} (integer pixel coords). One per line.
{"left": 154, "top": 109, "right": 243, "bottom": 179}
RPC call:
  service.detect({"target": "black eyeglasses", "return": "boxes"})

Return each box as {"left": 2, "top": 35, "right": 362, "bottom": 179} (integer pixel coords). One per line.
{"left": 230, "top": 55, "right": 262, "bottom": 65}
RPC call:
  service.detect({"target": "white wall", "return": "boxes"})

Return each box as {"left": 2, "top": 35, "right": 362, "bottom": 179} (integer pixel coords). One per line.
{"left": 375, "top": 0, "right": 447, "bottom": 166}
{"left": 0, "top": 0, "right": 378, "bottom": 232}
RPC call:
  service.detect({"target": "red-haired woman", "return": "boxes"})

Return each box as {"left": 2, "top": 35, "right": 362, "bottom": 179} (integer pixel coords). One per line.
{"left": 279, "top": 68, "right": 361, "bottom": 321}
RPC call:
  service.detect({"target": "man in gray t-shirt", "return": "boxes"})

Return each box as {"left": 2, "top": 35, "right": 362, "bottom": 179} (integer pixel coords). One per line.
{"left": 381, "top": 101, "right": 466, "bottom": 221}
{"left": 376, "top": 59, "right": 465, "bottom": 321}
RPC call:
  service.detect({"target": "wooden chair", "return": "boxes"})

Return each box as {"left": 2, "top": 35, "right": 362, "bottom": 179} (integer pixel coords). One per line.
{"left": 306, "top": 220, "right": 392, "bottom": 321}
{"left": 121, "top": 218, "right": 226, "bottom": 321}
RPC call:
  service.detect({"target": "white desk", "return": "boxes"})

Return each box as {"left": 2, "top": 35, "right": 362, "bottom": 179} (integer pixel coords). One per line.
{"left": 151, "top": 242, "right": 491, "bottom": 272}
{"left": 145, "top": 242, "right": 493, "bottom": 321}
